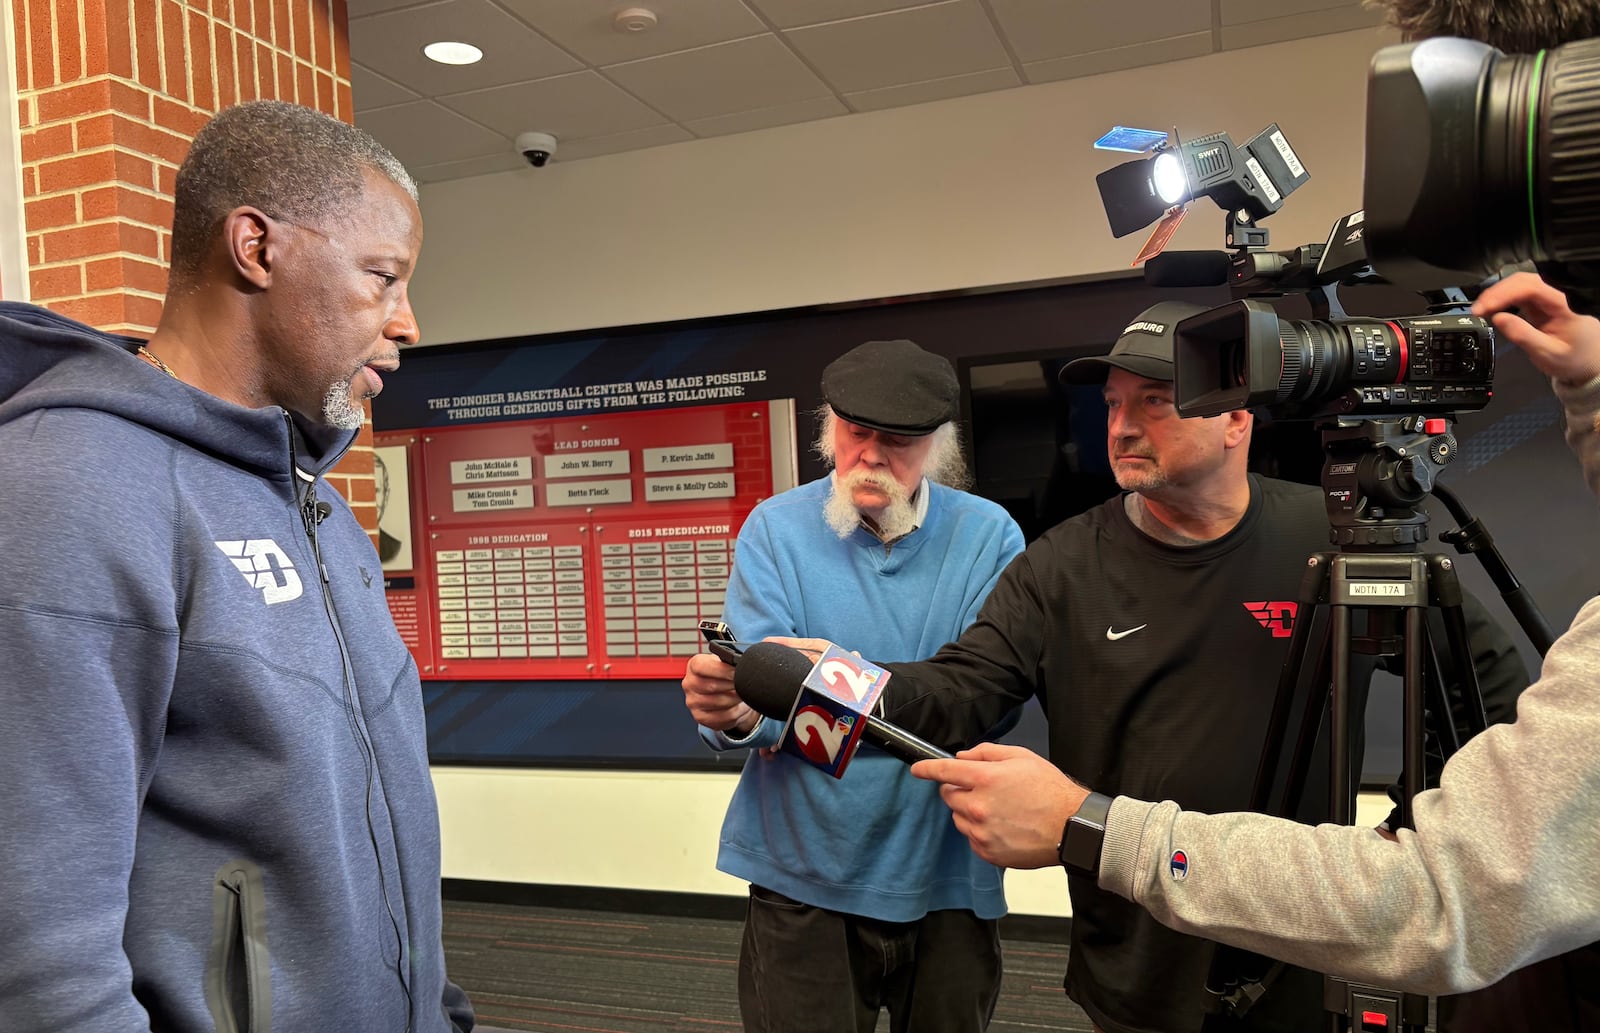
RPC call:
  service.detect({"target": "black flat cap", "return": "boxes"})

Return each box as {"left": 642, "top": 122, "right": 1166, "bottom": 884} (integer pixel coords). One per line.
{"left": 822, "top": 339, "right": 958, "bottom": 436}
{"left": 1060, "top": 301, "right": 1209, "bottom": 384}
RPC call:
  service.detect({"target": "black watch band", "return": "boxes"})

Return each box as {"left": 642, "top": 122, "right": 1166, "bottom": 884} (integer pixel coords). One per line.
{"left": 1058, "top": 791, "right": 1113, "bottom": 877}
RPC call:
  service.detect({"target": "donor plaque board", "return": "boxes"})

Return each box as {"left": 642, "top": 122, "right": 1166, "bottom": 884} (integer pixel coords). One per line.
{"left": 376, "top": 398, "right": 796, "bottom": 680}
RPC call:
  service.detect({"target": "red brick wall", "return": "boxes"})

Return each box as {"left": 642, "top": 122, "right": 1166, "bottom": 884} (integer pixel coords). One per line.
{"left": 14, "top": 0, "right": 379, "bottom": 532}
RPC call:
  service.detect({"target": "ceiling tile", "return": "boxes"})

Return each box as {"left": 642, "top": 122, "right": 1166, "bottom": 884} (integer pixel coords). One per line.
{"left": 557, "top": 124, "right": 697, "bottom": 161}
{"left": 356, "top": 100, "right": 510, "bottom": 168}
{"left": 412, "top": 151, "right": 527, "bottom": 184}
{"left": 988, "top": 0, "right": 1211, "bottom": 63}
{"left": 1221, "top": 6, "right": 1384, "bottom": 50}
{"left": 495, "top": 0, "right": 766, "bottom": 66}
{"left": 684, "top": 95, "right": 848, "bottom": 137}
{"left": 439, "top": 71, "right": 669, "bottom": 140}
{"left": 347, "top": 0, "right": 432, "bottom": 18}
{"left": 1023, "top": 31, "right": 1212, "bottom": 83}
{"left": 351, "top": 62, "right": 420, "bottom": 109}
{"left": 603, "top": 35, "right": 832, "bottom": 122}
{"left": 1222, "top": 0, "right": 1359, "bottom": 24}
{"left": 746, "top": 0, "right": 933, "bottom": 30}
{"left": 341, "top": 0, "right": 1396, "bottom": 175}
{"left": 784, "top": 0, "right": 1010, "bottom": 95}
{"left": 845, "top": 66, "right": 1018, "bottom": 112}
{"left": 350, "top": 0, "right": 581, "bottom": 97}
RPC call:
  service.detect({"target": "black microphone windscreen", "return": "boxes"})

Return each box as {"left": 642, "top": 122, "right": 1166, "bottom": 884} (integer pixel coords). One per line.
{"left": 1144, "top": 250, "right": 1232, "bottom": 287}
{"left": 733, "top": 642, "right": 814, "bottom": 720}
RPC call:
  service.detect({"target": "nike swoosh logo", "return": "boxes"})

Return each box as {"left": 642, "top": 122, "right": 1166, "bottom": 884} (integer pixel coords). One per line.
{"left": 1106, "top": 624, "right": 1148, "bottom": 641}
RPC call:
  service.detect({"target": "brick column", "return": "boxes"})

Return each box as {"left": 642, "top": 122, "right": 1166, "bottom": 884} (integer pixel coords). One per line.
{"left": 14, "top": 0, "right": 380, "bottom": 533}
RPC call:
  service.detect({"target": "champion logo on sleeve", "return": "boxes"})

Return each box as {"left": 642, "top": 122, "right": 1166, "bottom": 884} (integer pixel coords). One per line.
{"left": 1169, "top": 849, "right": 1189, "bottom": 880}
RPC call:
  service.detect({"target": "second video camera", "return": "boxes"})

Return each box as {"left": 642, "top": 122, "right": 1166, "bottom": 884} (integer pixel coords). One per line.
{"left": 1173, "top": 300, "right": 1495, "bottom": 421}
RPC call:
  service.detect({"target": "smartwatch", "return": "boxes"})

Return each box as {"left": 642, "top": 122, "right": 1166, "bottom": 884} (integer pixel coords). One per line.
{"left": 1058, "top": 792, "right": 1113, "bottom": 877}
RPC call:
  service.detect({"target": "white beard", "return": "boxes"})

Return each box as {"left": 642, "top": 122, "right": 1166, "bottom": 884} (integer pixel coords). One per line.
{"left": 825, "top": 470, "right": 919, "bottom": 541}
{"left": 322, "top": 379, "right": 367, "bottom": 430}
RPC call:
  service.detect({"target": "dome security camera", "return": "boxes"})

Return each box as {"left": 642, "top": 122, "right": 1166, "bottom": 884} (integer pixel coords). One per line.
{"left": 515, "top": 131, "right": 558, "bottom": 168}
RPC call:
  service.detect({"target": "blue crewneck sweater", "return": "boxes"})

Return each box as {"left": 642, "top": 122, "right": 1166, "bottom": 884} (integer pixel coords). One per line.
{"left": 704, "top": 475, "right": 1024, "bottom": 921}
{"left": 0, "top": 302, "right": 470, "bottom": 1032}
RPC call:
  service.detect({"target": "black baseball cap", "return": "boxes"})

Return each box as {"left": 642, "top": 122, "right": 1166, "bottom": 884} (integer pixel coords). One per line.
{"left": 1060, "top": 301, "right": 1209, "bottom": 385}
{"left": 822, "top": 339, "right": 959, "bottom": 436}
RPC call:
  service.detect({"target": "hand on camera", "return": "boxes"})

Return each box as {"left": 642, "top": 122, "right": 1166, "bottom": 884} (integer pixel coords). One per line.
{"left": 1475, "top": 271, "right": 1600, "bottom": 385}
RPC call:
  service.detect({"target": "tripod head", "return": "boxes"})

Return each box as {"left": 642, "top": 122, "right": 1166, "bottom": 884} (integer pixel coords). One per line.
{"left": 1320, "top": 415, "right": 1458, "bottom": 550}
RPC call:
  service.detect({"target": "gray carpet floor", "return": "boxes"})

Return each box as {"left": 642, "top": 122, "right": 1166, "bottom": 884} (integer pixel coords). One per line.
{"left": 442, "top": 899, "right": 1095, "bottom": 1032}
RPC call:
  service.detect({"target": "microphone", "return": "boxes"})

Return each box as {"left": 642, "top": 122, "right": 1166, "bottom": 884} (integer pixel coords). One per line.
{"left": 1143, "top": 250, "right": 1233, "bottom": 288}
{"left": 734, "top": 642, "right": 951, "bottom": 769}
{"left": 301, "top": 496, "right": 335, "bottom": 535}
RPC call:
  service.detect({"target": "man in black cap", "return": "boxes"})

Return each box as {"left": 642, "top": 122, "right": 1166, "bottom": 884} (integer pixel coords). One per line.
{"left": 770, "top": 305, "right": 1527, "bottom": 1033}
{"left": 682, "top": 339, "right": 1025, "bottom": 1032}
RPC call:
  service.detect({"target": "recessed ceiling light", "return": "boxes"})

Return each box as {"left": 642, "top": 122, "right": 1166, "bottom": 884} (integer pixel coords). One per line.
{"left": 423, "top": 41, "right": 483, "bottom": 65}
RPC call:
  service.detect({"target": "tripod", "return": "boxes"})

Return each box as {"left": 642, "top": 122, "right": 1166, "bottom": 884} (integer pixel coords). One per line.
{"left": 1204, "top": 414, "right": 1554, "bottom": 1032}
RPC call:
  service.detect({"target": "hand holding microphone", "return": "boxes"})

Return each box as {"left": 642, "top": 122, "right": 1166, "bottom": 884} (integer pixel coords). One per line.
{"left": 911, "top": 742, "right": 1091, "bottom": 870}
{"left": 732, "top": 642, "right": 953, "bottom": 773}
{"left": 733, "top": 642, "right": 1094, "bottom": 868}
{"left": 682, "top": 651, "right": 763, "bottom": 735}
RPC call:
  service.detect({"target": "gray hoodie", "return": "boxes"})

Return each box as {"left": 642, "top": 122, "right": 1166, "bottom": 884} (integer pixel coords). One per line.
{"left": 1101, "top": 373, "right": 1600, "bottom": 996}
{"left": 0, "top": 303, "right": 472, "bottom": 1031}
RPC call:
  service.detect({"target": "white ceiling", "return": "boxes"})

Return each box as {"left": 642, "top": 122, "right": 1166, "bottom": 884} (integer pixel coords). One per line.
{"left": 349, "top": 0, "right": 1384, "bottom": 184}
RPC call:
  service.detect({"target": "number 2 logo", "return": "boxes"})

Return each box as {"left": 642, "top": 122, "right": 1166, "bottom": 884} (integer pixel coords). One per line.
{"left": 792, "top": 707, "right": 852, "bottom": 765}
{"left": 820, "top": 657, "right": 878, "bottom": 702}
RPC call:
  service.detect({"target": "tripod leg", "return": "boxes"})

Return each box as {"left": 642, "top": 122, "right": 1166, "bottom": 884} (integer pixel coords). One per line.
{"left": 1404, "top": 558, "right": 1490, "bottom": 832}
{"left": 1403, "top": 604, "right": 1427, "bottom": 832}
{"left": 1427, "top": 556, "right": 1489, "bottom": 738}
{"left": 1204, "top": 556, "right": 1333, "bottom": 1019}
{"left": 1330, "top": 602, "right": 1357, "bottom": 826}
{"left": 1279, "top": 566, "right": 1337, "bottom": 819}
{"left": 1250, "top": 555, "right": 1334, "bottom": 813}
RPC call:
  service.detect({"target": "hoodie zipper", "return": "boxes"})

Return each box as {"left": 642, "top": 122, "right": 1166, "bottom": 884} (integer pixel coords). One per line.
{"left": 283, "top": 413, "right": 415, "bottom": 1029}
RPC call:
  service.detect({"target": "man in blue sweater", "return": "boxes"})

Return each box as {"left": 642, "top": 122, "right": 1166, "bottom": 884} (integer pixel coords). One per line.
{"left": 682, "top": 339, "right": 1025, "bottom": 1032}
{"left": 0, "top": 102, "right": 473, "bottom": 1031}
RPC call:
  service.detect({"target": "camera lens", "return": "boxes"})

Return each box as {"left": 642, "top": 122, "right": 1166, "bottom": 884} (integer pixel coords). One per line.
{"left": 1366, "top": 36, "right": 1600, "bottom": 288}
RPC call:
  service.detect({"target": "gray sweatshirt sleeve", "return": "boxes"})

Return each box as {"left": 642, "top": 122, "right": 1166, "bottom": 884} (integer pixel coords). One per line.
{"left": 1098, "top": 375, "right": 1600, "bottom": 996}
{"left": 1563, "top": 374, "right": 1600, "bottom": 497}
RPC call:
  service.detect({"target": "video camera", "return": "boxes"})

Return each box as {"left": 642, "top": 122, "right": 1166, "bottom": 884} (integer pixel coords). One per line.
{"left": 1173, "top": 299, "right": 1494, "bottom": 421}
{"left": 1149, "top": 32, "right": 1600, "bottom": 423}
{"left": 1149, "top": 199, "right": 1499, "bottom": 423}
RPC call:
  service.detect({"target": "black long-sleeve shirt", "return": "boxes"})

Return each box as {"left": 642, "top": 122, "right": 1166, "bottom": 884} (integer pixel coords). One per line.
{"left": 881, "top": 475, "right": 1528, "bottom": 1033}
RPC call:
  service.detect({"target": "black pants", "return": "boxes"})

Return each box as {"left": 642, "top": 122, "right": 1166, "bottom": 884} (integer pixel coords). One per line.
{"left": 736, "top": 885, "right": 1003, "bottom": 1033}
{"left": 1436, "top": 943, "right": 1600, "bottom": 1032}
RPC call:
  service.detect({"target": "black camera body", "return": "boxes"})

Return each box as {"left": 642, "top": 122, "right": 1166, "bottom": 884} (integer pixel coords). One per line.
{"left": 1174, "top": 300, "right": 1495, "bottom": 421}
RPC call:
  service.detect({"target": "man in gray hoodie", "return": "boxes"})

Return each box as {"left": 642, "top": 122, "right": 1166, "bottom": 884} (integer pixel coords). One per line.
{"left": 0, "top": 101, "right": 474, "bottom": 1031}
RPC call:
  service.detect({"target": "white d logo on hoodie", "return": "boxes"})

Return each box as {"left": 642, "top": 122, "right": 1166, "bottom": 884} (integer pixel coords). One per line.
{"left": 214, "top": 539, "right": 304, "bottom": 605}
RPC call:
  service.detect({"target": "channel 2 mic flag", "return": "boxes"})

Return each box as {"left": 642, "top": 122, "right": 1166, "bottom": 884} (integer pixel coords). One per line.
{"left": 775, "top": 645, "right": 890, "bottom": 778}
